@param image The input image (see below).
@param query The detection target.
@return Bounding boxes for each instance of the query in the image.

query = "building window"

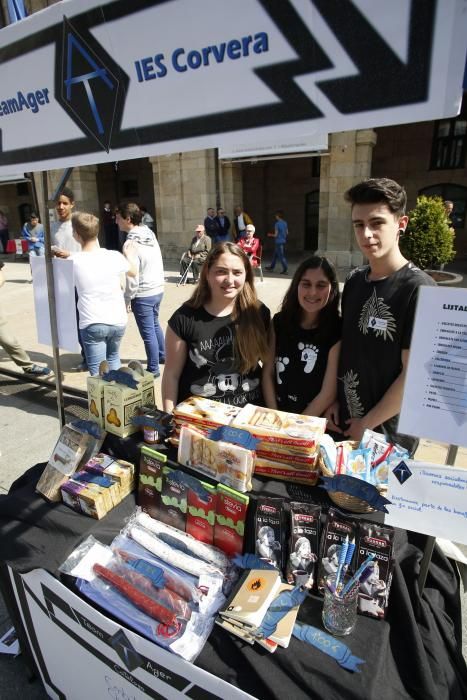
[419,184,467,228]
[16,182,29,196]
[121,179,139,197]
[430,98,467,169]
[311,157,321,178]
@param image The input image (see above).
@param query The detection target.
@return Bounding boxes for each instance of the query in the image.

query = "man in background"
[232,204,253,242]
[22,213,45,257]
[204,207,219,241]
[0,262,51,377]
[102,200,119,250]
[215,207,231,242]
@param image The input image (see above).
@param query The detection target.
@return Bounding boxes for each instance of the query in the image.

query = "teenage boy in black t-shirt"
[326,178,436,455]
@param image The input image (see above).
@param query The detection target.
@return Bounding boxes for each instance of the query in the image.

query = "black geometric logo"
[109,629,142,672]
[392,461,412,485]
[55,16,129,152]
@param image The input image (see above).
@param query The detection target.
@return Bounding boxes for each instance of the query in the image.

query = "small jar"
[322,574,358,636]
[143,425,159,444]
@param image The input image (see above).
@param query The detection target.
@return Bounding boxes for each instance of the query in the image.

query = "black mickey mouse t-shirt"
[168,302,270,406]
[338,262,436,453]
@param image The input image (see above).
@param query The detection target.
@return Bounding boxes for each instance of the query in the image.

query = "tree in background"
[400,195,455,270]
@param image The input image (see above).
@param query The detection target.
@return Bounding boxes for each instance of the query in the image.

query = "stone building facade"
[0,0,466,262]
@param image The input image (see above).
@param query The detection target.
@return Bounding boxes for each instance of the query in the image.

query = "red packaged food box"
[214,484,249,557]
[186,481,217,545]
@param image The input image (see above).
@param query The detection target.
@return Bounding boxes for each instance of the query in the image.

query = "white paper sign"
[399,286,467,447]
[385,460,467,544]
[30,256,80,352]
[10,568,255,700]
[0,0,466,173]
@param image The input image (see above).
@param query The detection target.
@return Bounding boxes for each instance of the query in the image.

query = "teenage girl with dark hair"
[262,256,341,416]
[163,242,270,411]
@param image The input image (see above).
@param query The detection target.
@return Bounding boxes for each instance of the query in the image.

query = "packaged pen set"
[317,507,395,619]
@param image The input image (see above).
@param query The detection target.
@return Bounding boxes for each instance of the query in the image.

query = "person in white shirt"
[51,187,81,257]
[116,202,165,378]
[70,212,137,376]
[50,187,87,370]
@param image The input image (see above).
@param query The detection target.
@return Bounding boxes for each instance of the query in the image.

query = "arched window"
[418,184,466,228]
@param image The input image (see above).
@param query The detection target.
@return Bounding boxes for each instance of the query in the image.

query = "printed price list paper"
[399,286,467,447]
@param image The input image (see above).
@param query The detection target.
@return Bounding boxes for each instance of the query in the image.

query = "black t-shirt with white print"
[168,302,270,407]
[273,312,341,414]
[338,262,436,454]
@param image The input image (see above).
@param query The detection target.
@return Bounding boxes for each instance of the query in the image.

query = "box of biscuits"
[231,404,326,448]
[171,396,242,444]
[230,404,325,484]
[177,424,254,493]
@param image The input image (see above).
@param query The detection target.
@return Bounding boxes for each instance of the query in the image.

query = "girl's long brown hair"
[187,242,269,373]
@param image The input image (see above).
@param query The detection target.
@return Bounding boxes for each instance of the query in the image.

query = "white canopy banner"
[0,0,466,174]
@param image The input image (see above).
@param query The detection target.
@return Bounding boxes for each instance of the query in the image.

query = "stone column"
[150,150,218,260]
[318,129,377,270]
[220,161,243,219]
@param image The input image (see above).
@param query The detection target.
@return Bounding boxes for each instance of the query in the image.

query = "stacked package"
[60,453,136,519]
[171,396,242,444]
[231,404,326,485]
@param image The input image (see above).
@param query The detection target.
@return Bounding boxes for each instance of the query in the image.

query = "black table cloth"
[0,450,466,700]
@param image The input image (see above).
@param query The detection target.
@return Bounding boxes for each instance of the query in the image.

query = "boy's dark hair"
[117,202,142,225]
[56,186,75,203]
[275,209,285,218]
[345,178,407,217]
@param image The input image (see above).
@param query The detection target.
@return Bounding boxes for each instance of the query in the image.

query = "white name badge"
[368,317,388,331]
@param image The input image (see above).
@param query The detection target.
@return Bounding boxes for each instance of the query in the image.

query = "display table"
[0,454,466,700]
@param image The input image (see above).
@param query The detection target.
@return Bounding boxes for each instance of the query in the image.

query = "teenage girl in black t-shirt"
[163,242,270,411]
[262,256,341,416]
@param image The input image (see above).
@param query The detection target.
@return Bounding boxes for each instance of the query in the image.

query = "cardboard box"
[11,569,252,699]
[139,370,155,407]
[36,424,97,502]
[127,360,155,407]
[84,453,135,493]
[87,375,106,428]
[103,383,142,437]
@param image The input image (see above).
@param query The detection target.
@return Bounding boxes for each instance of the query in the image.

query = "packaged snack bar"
[214,485,249,557]
[186,481,217,545]
[158,466,188,531]
[346,447,372,483]
[317,507,357,594]
[286,502,321,588]
[254,497,286,571]
[138,446,165,519]
[356,521,394,619]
